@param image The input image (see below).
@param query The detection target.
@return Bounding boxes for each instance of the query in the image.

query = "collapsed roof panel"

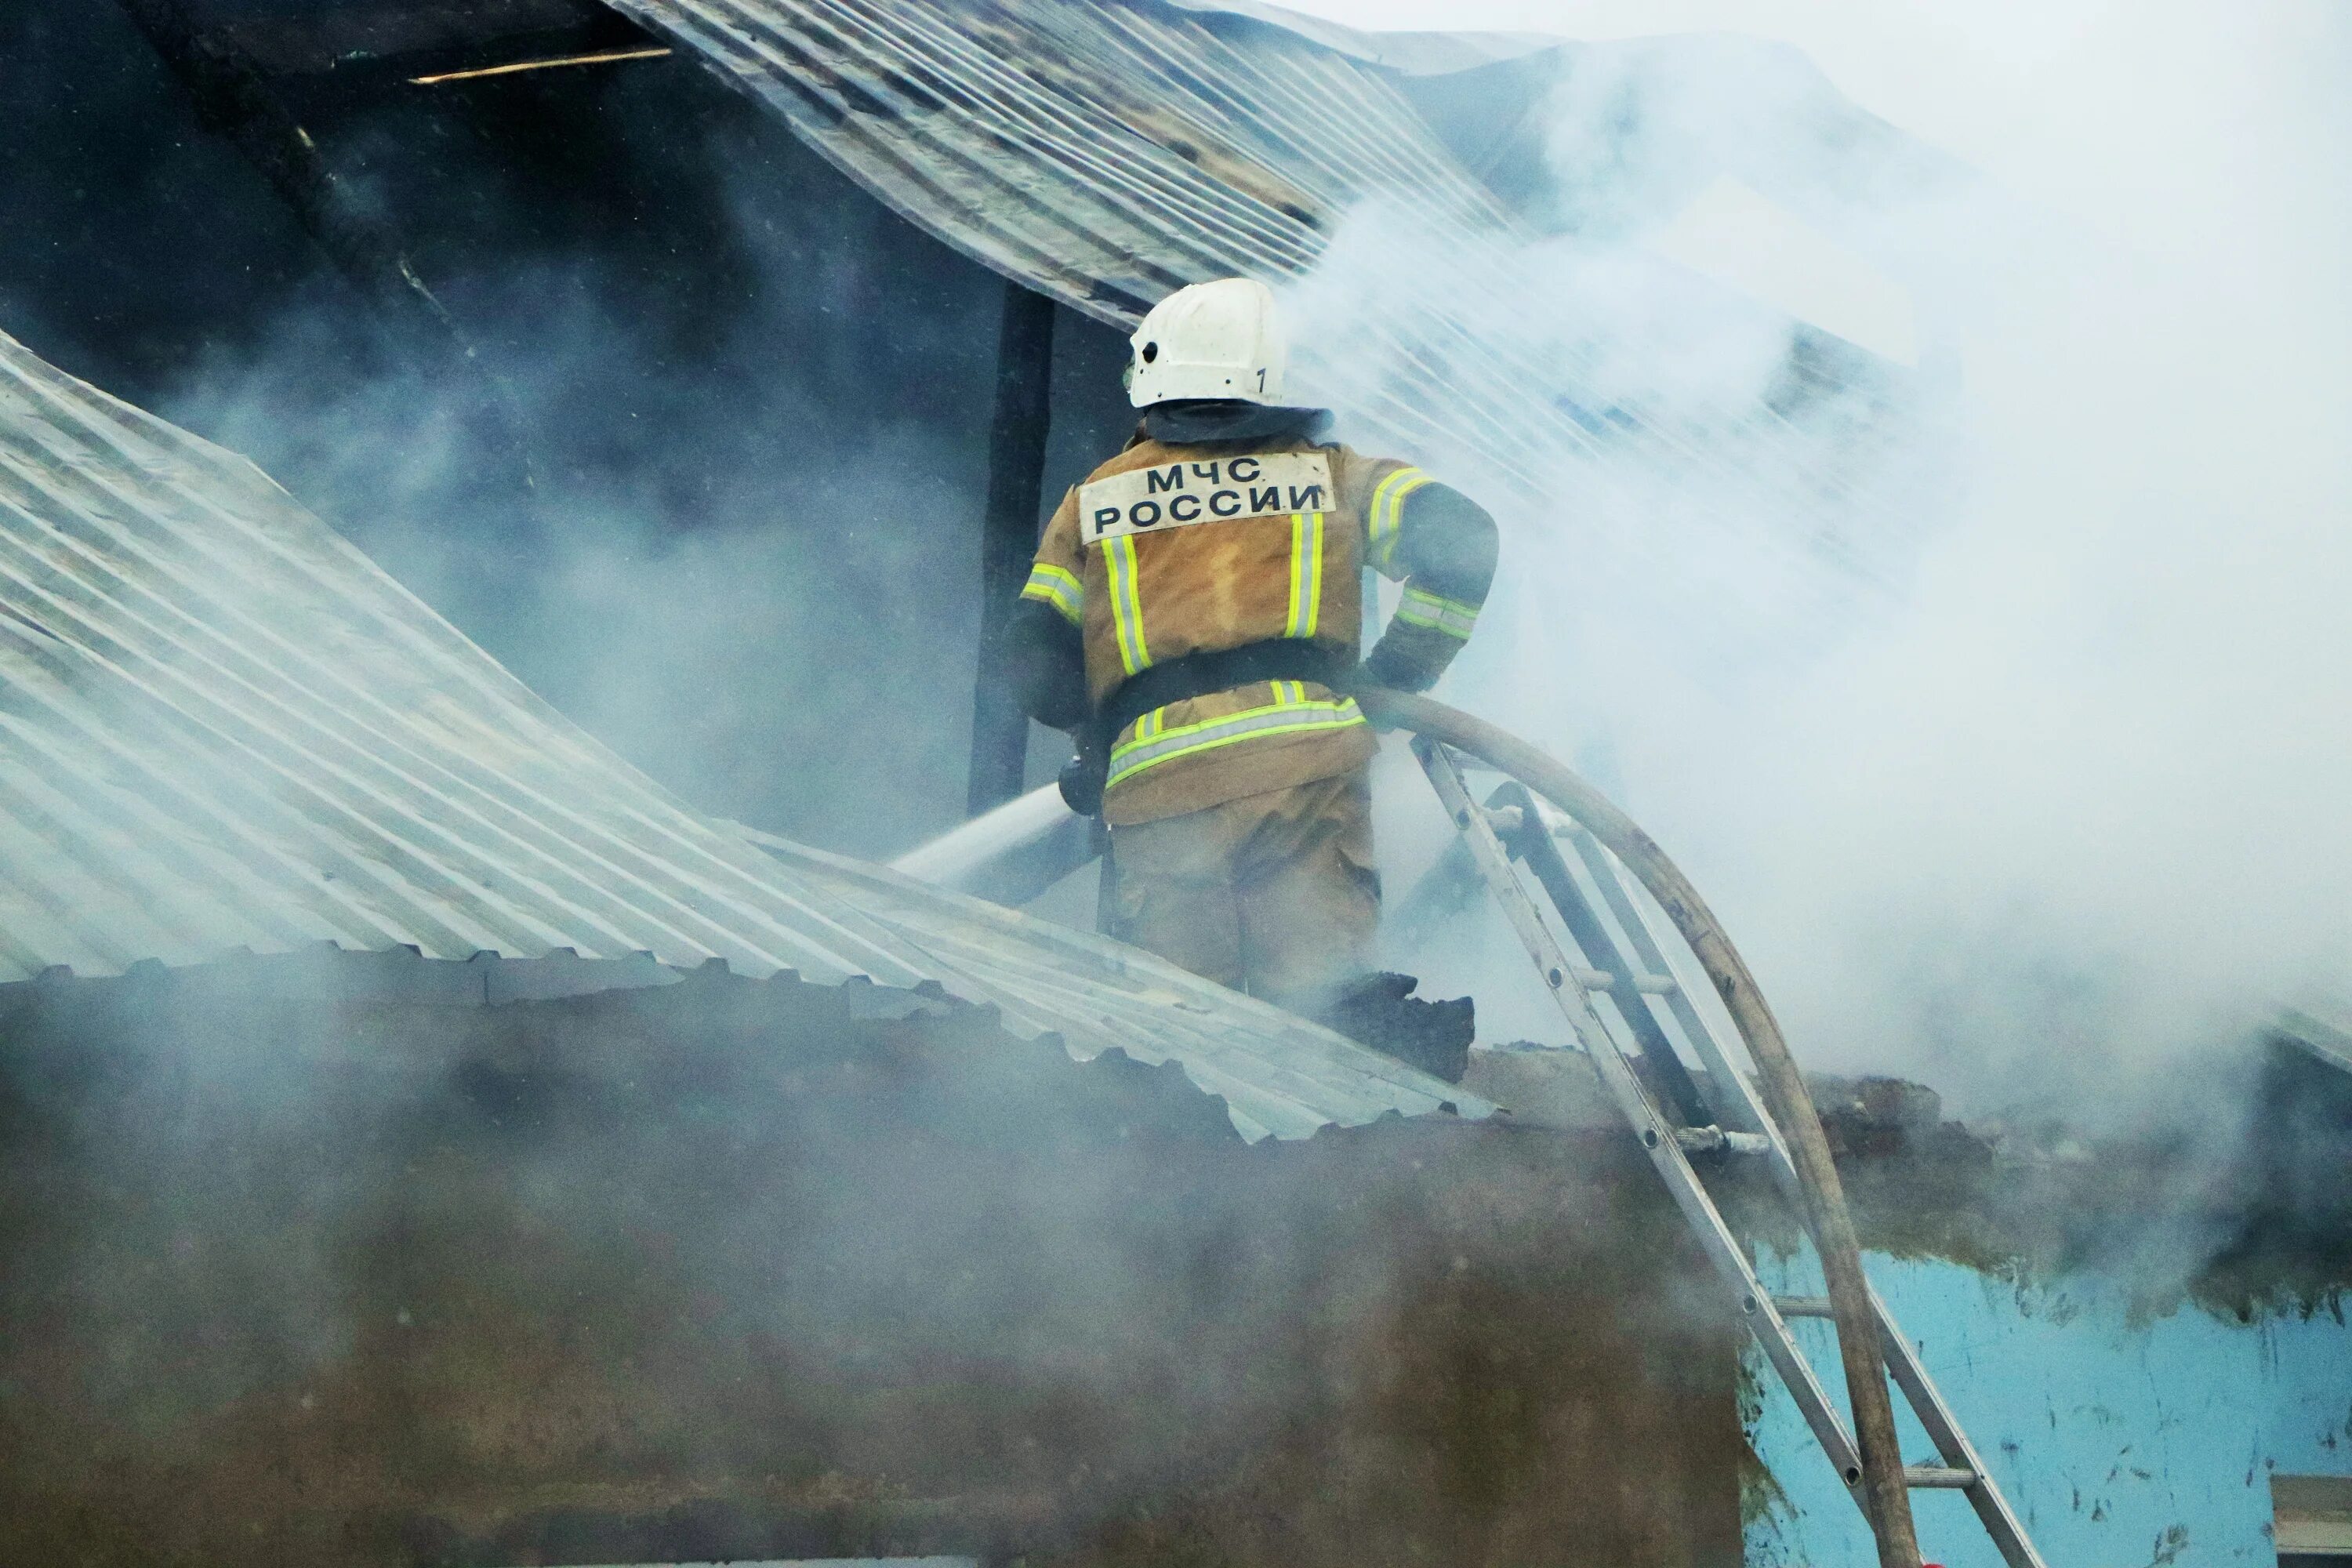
[604,0,1917,595]
[0,325,1487,1138]
[1160,0,1562,78]
[597,0,1563,482]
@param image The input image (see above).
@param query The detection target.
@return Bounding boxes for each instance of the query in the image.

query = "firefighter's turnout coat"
[1009,412,1497,828]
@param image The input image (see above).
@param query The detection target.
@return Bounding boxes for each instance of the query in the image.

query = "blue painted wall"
[1746,1254,2351,1566]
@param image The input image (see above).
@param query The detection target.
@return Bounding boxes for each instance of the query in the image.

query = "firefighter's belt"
[1062,639,1350,817]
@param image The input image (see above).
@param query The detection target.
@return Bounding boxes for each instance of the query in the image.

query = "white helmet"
[1126,277,1288,408]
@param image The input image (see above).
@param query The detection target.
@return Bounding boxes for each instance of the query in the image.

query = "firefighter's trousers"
[1106,768,1378,1011]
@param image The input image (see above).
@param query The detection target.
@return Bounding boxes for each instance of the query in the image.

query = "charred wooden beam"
[967,281,1057,817]
[200,0,655,86]
[406,45,672,87]
[111,0,543,497]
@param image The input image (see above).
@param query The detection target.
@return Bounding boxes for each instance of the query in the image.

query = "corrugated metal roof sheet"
[0,325,1487,1141]
[1160,1,1562,77]
[606,0,1876,551]
[602,0,1559,490]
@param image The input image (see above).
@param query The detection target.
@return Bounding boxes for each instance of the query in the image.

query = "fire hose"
[897,691,1922,1566]
[1359,688,1921,1568]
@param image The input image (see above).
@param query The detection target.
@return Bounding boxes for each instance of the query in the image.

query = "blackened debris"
[1802,1039,2352,1318]
[1316,971,1476,1085]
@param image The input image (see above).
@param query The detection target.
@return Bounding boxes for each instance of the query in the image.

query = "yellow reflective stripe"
[1105,534,1150,674]
[1107,691,1366,788]
[1396,586,1480,640]
[1115,682,1314,759]
[1369,466,1432,571]
[1019,562,1083,625]
[1284,511,1324,639]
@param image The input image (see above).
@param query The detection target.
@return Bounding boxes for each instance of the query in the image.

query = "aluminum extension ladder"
[1411,737,2049,1568]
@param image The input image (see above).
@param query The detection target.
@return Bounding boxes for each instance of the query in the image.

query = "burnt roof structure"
[603,0,1917,518]
[6,0,1956,837]
[0,0,1957,1118]
[0,322,1488,1140]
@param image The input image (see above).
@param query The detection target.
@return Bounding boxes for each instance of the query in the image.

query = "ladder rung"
[1428,744,2047,1568]
[1674,1125,1773,1157]
[1906,1465,1979,1489]
[1419,739,2047,1568]
[1566,965,1679,996]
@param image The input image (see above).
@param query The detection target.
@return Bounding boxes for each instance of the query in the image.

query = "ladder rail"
[1556,818,1775,1139]
[1415,739,1869,1489]
[1485,782,1711,1125]
[902,692,2051,1567]
[1873,1285,2049,1568]
[1484,771,2052,1568]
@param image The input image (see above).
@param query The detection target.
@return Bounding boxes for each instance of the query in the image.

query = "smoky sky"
[1286,11,2352,1132]
[13,0,2350,1132]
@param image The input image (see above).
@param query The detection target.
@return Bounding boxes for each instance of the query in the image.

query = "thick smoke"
[162,245,995,863]
[177,295,982,859]
[4,31,1144,866]
[1279,2,2352,1122]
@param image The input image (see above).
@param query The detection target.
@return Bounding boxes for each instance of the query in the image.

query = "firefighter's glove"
[1360,636,1443,695]
[1057,752,1104,818]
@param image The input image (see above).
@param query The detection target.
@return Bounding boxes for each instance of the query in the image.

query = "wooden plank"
[966,281,1057,817]
[202,0,644,79]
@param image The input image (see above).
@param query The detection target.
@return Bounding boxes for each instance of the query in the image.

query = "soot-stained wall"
[0,952,1742,1566]
[0,0,1138,860]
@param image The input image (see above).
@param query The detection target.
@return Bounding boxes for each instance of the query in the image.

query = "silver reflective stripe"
[1104,533,1150,673]
[1284,510,1324,639]
[1367,466,1432,572]
[1020,562,1083,626]
[1107,689,1365,789]
[1396,586,1479,640]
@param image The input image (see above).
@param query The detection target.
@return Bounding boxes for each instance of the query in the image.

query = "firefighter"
[1005,277,1497,1027]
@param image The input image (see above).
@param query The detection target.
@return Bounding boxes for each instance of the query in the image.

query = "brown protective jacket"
[1020,430,1488,826]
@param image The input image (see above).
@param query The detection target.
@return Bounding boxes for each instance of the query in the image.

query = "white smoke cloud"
[1282,1,2352,1115]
